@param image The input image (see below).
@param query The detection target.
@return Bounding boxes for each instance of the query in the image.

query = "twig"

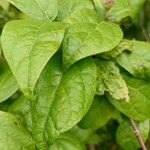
[129,119,147,150]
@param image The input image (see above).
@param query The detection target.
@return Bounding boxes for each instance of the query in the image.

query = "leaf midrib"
[33,0,51,20]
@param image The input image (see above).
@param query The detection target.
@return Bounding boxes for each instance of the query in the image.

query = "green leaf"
[96,59,129,101]
[79,96,114,129]
[64,9,103,24]
[63,21,123,68]
[0,111,35,150]
[1,20,65,98]
[109,72,150,121]
[49,132,85,150]
[45,58,97,142]
[107,0,145,22]
[107,0,132,22]
[116,120,149,150]
[117,41,150,80]
[57,0,94,21]
[0,59,18,103]
[6,0,58,21]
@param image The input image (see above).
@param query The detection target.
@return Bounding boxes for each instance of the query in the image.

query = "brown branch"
[129,119,147,150]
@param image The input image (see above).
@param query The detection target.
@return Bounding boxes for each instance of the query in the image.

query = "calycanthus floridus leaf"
[1,20,65,99]
[63,21,123,68]
[44,57,97,142]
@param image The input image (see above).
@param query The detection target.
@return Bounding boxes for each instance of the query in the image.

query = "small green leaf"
[109,72,150,121]
[0,111,35,150]
[0,59,18,103]
[116,120,149,150]
[49,132,85,150]
[6,0,58,21]
[108,0,132,22]
[107,0,145,22]
[96,59,129,101]
[117,41,150,80]
[57,0,94,21]
[63,21,123,68]
[79,96,114,129]
[1,20,65,98]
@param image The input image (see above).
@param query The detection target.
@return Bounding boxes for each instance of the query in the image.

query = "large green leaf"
[79,96,114,129]
[96,59,129,101]
[57,0,94,21]
[107,0,145,22]
[116,120,149,150]
[107,0,132,22]
[1,20,65,98]
[49,132,85,150]
[109,72,150,121]
[63,21,123,68]
[0,111,35,150]
[0,59,18,103]
[117,41,150,80]
[6,0,58,21]
[45,58,97,142]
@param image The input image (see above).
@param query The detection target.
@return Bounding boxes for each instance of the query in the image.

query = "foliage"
[0,0,150,150]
